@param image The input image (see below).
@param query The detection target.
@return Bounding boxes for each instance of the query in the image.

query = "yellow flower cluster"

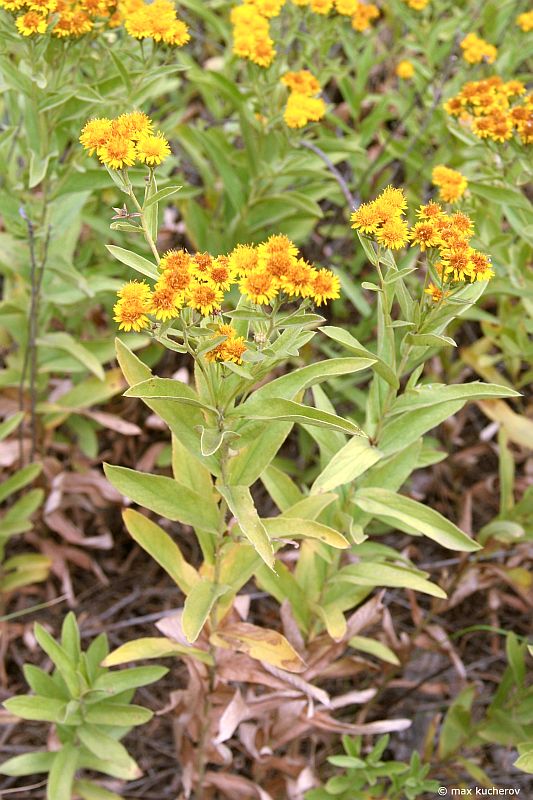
[444,77,532,145]
[350,186,409,250]
[282,70,326,128]
[460,33,497,65]
[205,324,247,365]
[351,190,494,291]
[2,0,189,42]
[231,2,278,67]
[121,0,190,46]
[80,112,171,169]
[113,237,341,335]
[231,0,378,68]
[402,0,429,10]
[431,165,467,204]
[396,60,414,80]
[517,10,533,32]
[5,0,114,38]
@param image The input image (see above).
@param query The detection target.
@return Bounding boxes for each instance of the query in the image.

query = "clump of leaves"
[306,734,439,800]
[0,612,167,800]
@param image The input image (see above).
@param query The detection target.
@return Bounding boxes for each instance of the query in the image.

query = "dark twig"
[300,139,358,210]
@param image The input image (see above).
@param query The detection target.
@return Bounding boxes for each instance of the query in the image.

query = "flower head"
[136,131,171,166]
[239,270,279,305]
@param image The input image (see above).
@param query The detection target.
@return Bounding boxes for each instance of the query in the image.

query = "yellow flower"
[281,70,321,96]
[425,283,449,303]
[206,257,238,291]
[239,270,279,305]
[409,221,441,251]
[228,244,259,276]
[431,165,468,203]
[416,201,444,220]
[186,282,223,315]
[79,118,113,155]
[310,0,333,13]
[279,258,317,297]
[149,281,183,321]
[15,10,48,35]
[334,0,358,14]
[284,92,326,128]
[191,252,213,280]
[112,111,153,140]
[98,135,137,169]
[136,131,171,166]
[113,281,151,331]
[468,251,494,282]
[396,60,414,80]
[244,0,285,17]
[311,268,341,305]
[27,0,57,11]
[404,0,429,9]
[375,217,409,249]
[460,33,497,65]
[517,11,533,32]
[351,202,381,234]
[440,246,474,282]
[257,234,299,278]
[351,1,378,31]
[0,0,26,10]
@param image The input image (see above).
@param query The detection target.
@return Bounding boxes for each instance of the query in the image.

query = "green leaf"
[104,465,219,532]
[233,398,363,436]
[389,382,521,416]
[0,463,41,504]
[4,695,65,723]
[252,357,375,402]
[77,726,135,769]
[106,245,158,280]
[37,332,104,381]
[0,412,24,442]
[321,326,398,388]
[312,437,382,494]
[84,703,152,727]
[469,182,532,212]
[355,488,481,551]
[378,399,465,455]
[74,780,123,800]
[34,623,80,696]
[143,185,182,209]
[349,635,400,665]
[0,751,55,776]
[124,377,215,412]
[338,562,446,598]
[263,517,349,549]
[182,578,230,643]
[218,485,274,569]
[405,332,456,347]
[122,509,199,594]
[102,636,213,667]
[47,744,78,800]
[93,666,168,695]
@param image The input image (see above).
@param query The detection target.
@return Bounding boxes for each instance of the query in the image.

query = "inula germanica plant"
[78,116,522,795]
[0,613,166,800]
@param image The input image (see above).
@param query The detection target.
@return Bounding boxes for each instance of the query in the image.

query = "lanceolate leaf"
[355,488,481,552]
[312,437,382,494]
[124,377,216,412]
[389,381,520,416]
[182,578,230,643]
[263,517,349,549]
[122,509,199,594]
[103,464,220,532]
[106,245,158,279]
[338,562,446,599]
[219,485,274,569]
[102,637,213,667]
[232,398,363,436]
[46,744,78,800]
[250,357,375,402]
[321,326,398,388]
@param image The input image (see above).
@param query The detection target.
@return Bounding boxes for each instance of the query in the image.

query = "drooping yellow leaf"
[210,622,305,673]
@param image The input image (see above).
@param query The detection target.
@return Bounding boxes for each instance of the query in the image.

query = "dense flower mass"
[282,70,326,128]
[231,0,379,67]
[1,0,189,42]
[444,76,532,145]
[80,112,171,168]
[351,188,494,300]
[460,33,497,65]
[113,237,341,337]
[431,165,468,203]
